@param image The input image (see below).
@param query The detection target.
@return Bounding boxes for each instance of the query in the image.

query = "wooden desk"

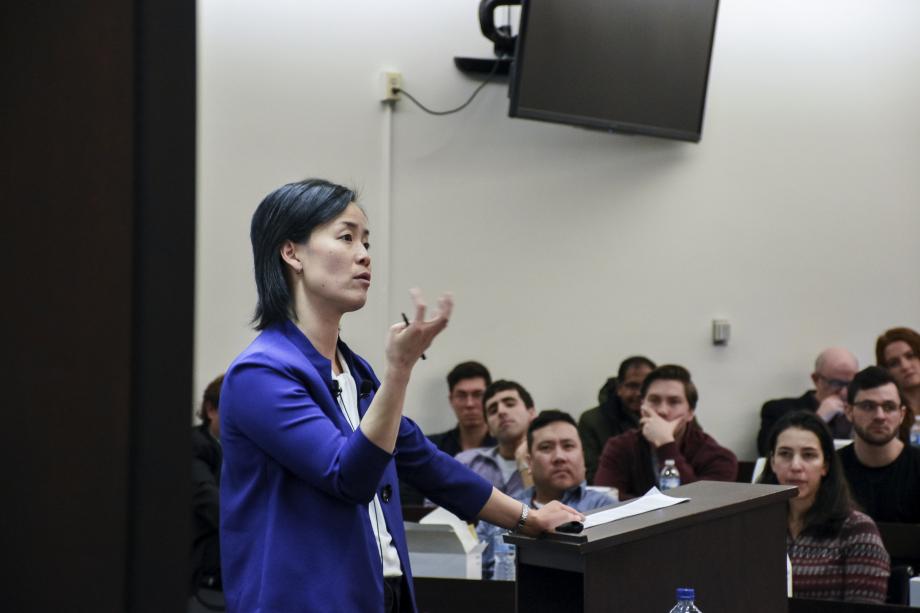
[414,579,916,613]
[501,481,796,612]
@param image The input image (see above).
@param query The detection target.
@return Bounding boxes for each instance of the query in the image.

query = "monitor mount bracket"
[454,0,520,76]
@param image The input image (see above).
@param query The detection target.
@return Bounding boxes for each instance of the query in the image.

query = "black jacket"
[577,378,640,484]
[191,424,221,591]
[757,390,851,456]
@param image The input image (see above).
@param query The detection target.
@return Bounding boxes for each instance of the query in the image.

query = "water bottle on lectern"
[659,459,681,491]
[668,587,702,612]
[492,535,516,581]
[909,415,920,447]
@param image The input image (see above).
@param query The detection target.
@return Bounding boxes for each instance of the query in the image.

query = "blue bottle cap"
[677,588,695,600]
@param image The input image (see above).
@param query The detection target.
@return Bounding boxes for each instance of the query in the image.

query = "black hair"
[250,178,357,330]
[639,364,698,409]
[197,374,225,426]
[446,361,492,392]
[526,410,577,450]
[847,366,902,405]
[482,379,534,416]
[617,356,656,381]
[758,410,853,537]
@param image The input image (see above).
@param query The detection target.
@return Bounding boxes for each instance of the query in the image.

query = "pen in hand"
[401,312,426,360]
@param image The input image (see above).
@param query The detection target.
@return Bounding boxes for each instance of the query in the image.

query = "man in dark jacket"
[401,361,497,505]
[427,361,496,456]
[191,374,223,595]
[578,356,655,483]
[756,347,858,455]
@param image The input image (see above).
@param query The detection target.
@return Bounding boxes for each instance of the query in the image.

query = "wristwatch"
[514,503,529,533]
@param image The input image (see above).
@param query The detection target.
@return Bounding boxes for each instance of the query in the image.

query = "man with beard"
[578,356,655,483]
[456,380,537,498]
[839,366,920,523]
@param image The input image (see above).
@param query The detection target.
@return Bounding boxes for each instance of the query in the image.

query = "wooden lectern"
[504,481,797,612]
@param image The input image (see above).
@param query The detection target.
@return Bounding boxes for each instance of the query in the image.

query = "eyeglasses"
[817,375,851,390]
[852,400,902,414]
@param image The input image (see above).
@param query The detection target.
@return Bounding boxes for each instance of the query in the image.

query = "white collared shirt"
[334,354,402,578]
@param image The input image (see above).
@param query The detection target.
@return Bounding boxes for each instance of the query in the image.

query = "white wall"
[197,0,920,460]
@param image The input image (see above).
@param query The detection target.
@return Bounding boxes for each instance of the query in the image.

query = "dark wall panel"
[1,2,194,611]
[128,0,196,610]
[2,3,134,611]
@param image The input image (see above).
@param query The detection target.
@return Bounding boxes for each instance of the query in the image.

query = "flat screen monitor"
[509,0,720,142]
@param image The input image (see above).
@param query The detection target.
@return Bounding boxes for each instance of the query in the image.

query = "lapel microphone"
[330,379,373,400]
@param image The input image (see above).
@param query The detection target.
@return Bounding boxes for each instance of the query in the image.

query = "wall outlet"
[381,71,401,102]
[712,319,731,346]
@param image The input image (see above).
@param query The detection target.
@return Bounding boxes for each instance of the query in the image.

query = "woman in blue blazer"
[219,179,582,613]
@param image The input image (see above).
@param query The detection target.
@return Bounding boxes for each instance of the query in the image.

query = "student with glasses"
[401,361,497,504]
[838,366,920,523]
[578,356,656,484]
[760,410,889,603]
[756,347,859,455]
[427,361,496,457]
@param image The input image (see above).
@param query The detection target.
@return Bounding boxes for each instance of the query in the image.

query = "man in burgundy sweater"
[594,364,737,499]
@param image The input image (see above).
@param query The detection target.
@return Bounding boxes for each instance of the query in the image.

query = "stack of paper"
[583,487,689,529]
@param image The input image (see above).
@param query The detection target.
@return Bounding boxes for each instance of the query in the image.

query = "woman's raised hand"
[386,289,453,376]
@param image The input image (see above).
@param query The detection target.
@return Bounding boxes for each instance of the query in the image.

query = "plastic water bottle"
[668,587,702,612]
[659,459,681,491]
[492,535,516,581]
[910,416,920,448]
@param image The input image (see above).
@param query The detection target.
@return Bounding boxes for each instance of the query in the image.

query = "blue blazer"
[220,321,492,612]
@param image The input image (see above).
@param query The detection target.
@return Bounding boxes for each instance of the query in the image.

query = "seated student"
[427,361,497,456]
[876,326,920,441]
[760,411,890,604]
[577,356,655,483]
[191,374,224,596]
[477,410,616,578]
[455,380,536,498]
[402,361,497,505]
[756,347,858,455]
[839,366,920,523]
[593,364,737,499]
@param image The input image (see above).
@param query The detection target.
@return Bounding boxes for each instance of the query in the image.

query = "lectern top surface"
[506,480,796,553]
